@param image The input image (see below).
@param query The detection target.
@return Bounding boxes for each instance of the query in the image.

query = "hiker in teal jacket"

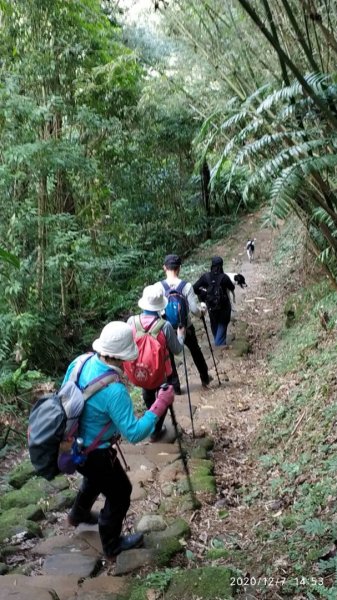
[63,321,174,558]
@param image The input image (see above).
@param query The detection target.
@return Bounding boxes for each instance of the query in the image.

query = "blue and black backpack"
[162,280,189,329]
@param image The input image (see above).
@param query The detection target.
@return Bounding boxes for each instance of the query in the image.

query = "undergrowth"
[248,219,337,598]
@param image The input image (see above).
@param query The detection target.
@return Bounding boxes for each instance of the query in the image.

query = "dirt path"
[165,214,282,599]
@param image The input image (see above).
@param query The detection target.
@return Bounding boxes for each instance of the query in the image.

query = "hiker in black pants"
[127,284,184,442]
[63,322,174,558]
[159,254,211,391]
[193,256,235,347]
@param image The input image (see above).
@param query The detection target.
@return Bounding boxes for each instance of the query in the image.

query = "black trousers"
[167,324,209,390]
[142,388,165,436]
[76,446,132,554]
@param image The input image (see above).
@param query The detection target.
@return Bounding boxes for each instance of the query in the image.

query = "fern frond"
[256,81,302,114]
[234,132,326,168]
[304,72,330,92]
[219,109,250,133]
[242,83,272,106]
[311,207,336,230]
[300,154,337,176]
[317,247,332,264]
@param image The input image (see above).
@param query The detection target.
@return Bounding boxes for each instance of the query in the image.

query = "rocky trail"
[0,211,284,600]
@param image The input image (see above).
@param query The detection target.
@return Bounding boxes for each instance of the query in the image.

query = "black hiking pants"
[75,446,132,555]
[167,323,209,390]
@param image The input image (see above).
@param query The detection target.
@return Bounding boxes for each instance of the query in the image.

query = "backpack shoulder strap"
[149,317,166,337]
[162,280,170,293]
[135,315,158,336]
[69,352,94,384]
[70,351,120,401]
[176,280,187,294]
[135,315,146,334]
[82,370,120,401]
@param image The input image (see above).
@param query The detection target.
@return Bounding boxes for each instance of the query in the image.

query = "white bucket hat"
[138,283,168,312]
[93,321,138,361]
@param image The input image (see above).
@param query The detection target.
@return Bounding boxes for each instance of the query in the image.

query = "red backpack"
[124,316,167,390]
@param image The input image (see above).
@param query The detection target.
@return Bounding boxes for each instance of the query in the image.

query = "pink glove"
[149,385,174,418]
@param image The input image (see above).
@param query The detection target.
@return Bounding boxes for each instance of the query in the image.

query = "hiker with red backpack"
[193,256,235,347]
[61,321,174,558]
[159,254,211,392]
[125,283,184,442]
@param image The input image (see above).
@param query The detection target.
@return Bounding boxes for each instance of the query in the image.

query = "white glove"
[200,302,207,315]
[177,326,185,344]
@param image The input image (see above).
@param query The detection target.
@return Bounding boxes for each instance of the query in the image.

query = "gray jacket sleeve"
[183,281,201,318]
[163,321,184,355]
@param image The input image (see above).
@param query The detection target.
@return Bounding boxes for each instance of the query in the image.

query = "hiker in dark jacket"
[193,256,235,347]
[127,283,184,442]
[63,321,174,558]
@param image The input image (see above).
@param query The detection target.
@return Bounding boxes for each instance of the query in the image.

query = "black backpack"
[205,273,226,312]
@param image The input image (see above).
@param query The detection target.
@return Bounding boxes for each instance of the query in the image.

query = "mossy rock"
[0,505,42,543]
[144,518,190,566]
[177,475,216,496]
[190,446,208,459]
[155,536,183,567]
[197,437,214,451]
[186,437,214,456]
[230,321,251,356]
[165,566,235,599]
[231,338,251,357]
[8,460,36,489]
[145,518,190,545]
[48,488,77,511]
[206,548,230,560]
[0,475,69,510]
[189,459,213,476]
[159,495,200,515]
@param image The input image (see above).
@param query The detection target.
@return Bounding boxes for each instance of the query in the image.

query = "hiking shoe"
[201,375,213,388]
[105,533,144,557]
[150,425,167,443]
[68,511,99,527]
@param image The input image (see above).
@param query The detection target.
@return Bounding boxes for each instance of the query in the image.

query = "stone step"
[0,573,129,600]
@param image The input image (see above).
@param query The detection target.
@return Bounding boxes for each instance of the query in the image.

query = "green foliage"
[252,255,337,592]
[145,567,181,592]
[197,71,337,283]
[0,0,210,383]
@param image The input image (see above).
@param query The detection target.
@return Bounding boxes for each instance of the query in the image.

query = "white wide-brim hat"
[93,321,138,361]
[138,283,168,312]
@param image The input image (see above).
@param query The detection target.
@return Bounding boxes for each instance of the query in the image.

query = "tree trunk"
[201,159,211,239]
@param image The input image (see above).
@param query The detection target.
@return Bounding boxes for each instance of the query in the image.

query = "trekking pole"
[181,338,195,439]
[177,303,195,439]
[201,314,221,386]
[115,439,130,472]
[159,385,198,510]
